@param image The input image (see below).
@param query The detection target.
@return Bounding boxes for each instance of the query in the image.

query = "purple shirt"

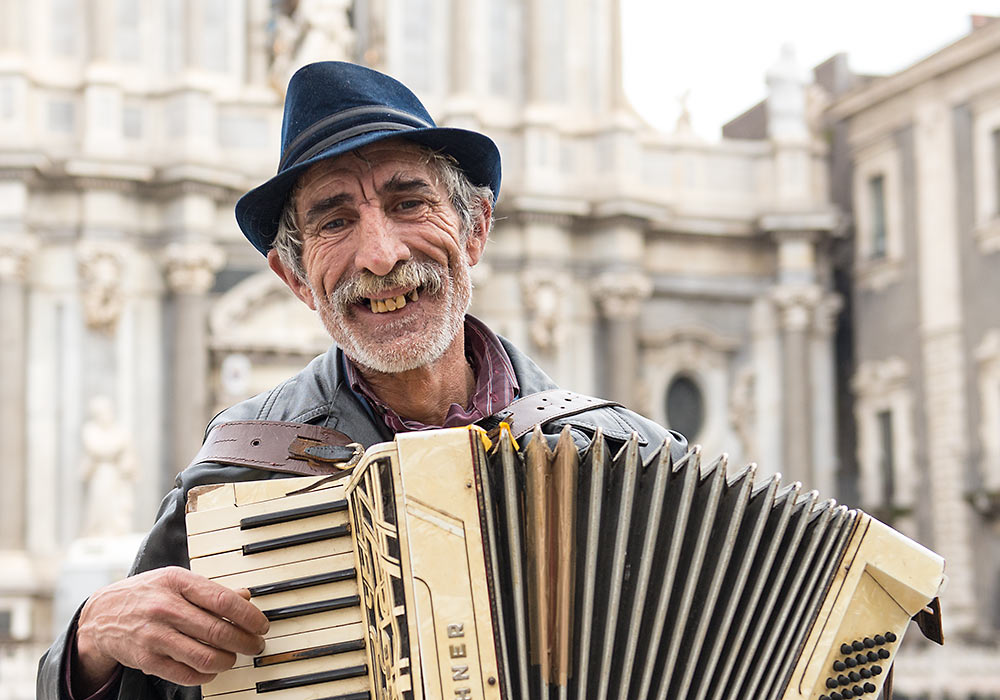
[344,315,519,432]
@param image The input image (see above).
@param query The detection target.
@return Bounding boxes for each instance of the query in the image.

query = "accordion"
[185,425,945,700]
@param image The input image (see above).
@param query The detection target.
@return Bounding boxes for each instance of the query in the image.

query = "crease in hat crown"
[235,61,502,256]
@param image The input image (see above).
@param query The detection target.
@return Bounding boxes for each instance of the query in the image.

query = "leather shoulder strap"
[486,389,621,440]
[190,391,618,475]
[186,420,362,477]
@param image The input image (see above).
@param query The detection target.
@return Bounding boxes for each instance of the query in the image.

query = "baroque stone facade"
[0,1,948,698]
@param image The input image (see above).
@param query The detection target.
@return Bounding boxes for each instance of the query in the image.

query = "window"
[47,99,75,133]
[868,174,887,259]
[202,0,229,72]
[0,609,11,641]
[117,0,141,61]
[853,358,915,523]
[123,105,142,140]
[665,374,704,441]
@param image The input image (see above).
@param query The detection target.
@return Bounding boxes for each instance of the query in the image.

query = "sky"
[622,1,1000,140]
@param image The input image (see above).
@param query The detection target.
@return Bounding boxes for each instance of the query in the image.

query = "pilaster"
[771,285,822,487]
[164,241,224,475]
[593,271,651,406]
[0,234,35,550]
[912,97,975,634]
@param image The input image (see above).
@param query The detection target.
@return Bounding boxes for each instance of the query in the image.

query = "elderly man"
[37,62,684,700]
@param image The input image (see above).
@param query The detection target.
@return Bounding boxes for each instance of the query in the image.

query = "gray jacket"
[37,338,685,700]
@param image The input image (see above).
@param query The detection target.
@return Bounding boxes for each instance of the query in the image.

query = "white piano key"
[188,510,349,559]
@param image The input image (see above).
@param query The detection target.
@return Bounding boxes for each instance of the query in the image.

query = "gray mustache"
[332,260,446,310]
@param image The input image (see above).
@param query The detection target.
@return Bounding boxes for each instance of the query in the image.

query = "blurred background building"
[0,1,995,697]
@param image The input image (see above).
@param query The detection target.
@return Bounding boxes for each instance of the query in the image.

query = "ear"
[267,249,316,310]
[464,196,493,266]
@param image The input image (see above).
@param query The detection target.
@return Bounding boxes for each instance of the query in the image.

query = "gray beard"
[313,259,472,374]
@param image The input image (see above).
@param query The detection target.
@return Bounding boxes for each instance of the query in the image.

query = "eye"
[395,199,424,212]
[321,217,347,232]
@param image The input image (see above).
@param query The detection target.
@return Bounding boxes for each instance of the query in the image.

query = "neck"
[354,336,475,426]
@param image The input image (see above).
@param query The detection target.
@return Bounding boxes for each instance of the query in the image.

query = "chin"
[326,310,463,374]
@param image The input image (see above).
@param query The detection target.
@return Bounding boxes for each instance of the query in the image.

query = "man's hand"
[73,567,270,694]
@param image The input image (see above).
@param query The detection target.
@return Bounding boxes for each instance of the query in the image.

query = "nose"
[353,207,410,276]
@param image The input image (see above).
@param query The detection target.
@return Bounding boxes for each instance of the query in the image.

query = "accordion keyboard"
[186,478,371,700]
[185,426,945,700]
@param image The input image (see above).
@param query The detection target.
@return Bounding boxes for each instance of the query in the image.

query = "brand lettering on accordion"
[185,425,945,700]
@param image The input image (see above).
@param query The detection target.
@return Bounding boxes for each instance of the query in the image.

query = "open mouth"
[366,288,420,314]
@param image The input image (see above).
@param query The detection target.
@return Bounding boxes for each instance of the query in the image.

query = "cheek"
[301,241,350,295]
[405,213,466,265]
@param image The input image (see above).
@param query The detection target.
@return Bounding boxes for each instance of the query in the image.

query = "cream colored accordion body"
[185,426,945,700]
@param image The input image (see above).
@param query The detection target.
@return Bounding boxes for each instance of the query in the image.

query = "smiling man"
[37,62,685,700]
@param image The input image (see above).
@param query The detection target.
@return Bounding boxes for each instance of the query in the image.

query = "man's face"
[285,141,487,373]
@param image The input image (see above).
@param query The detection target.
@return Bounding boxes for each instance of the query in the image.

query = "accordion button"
[853,686,864,696]
[878,648,890,659]
[849,672,861,683]
[841,643,853,655]
[841,689,854,699]
[864,683,877,693]
[867,651,878,662]
[860,668,872,679]
[831,693,843,700]
[820,696,831,700]
[885,631,897,642]
[871,665,883,676]
[856,654,868,665]
[827,677,840,689]
[874,634,886,645]
[838,674,850,686]
[863,637,875,648]
[833,660,846,672]
[852,640,865,652]
[845,656,857,668]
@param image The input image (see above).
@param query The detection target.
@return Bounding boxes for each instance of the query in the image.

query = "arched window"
[665,374,704,441]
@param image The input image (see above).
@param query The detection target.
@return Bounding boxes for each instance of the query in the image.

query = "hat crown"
[279,62,435,166]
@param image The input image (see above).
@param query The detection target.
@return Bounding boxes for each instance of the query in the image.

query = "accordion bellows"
[185,426,945,700]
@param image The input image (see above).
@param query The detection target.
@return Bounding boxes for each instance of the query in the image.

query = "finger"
[166,569,270,636]
[236,588,252,601]
[161,629,239,675]
[168,600,266,657]
[139,653,217,687]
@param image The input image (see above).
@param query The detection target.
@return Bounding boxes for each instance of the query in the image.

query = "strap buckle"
[289,438,365,471]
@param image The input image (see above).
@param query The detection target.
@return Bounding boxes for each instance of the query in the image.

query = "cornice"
[829,21,1000,121]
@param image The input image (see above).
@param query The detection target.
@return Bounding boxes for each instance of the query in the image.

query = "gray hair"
[272,148,495,282]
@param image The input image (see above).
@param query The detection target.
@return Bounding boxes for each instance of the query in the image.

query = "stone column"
[811,293,842,498]
[593,272,651,406]
[772,286,821,487]
[164,242,224,475]
[0,236,35,550]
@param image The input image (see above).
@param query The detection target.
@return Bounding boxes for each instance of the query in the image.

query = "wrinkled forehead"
[294,139,441,197]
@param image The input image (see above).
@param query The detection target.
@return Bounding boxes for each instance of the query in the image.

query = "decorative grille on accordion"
[185,425,945,700]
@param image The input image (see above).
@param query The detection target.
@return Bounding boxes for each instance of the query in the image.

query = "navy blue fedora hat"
[236,61,502,255]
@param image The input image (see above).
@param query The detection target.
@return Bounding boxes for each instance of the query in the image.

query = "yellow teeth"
[369,293,414,314]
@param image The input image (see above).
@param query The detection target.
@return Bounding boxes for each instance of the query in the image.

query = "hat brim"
[236,127,501,256]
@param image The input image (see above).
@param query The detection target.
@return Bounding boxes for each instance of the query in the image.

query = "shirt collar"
[343,315,520,433]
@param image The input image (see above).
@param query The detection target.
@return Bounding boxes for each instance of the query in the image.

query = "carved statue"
[78,243,123,332]
[80,396,134,537]
[270,0,356,94]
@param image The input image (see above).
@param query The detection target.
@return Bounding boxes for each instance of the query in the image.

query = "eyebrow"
[303,193,353,227]
[380,175,436,196]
